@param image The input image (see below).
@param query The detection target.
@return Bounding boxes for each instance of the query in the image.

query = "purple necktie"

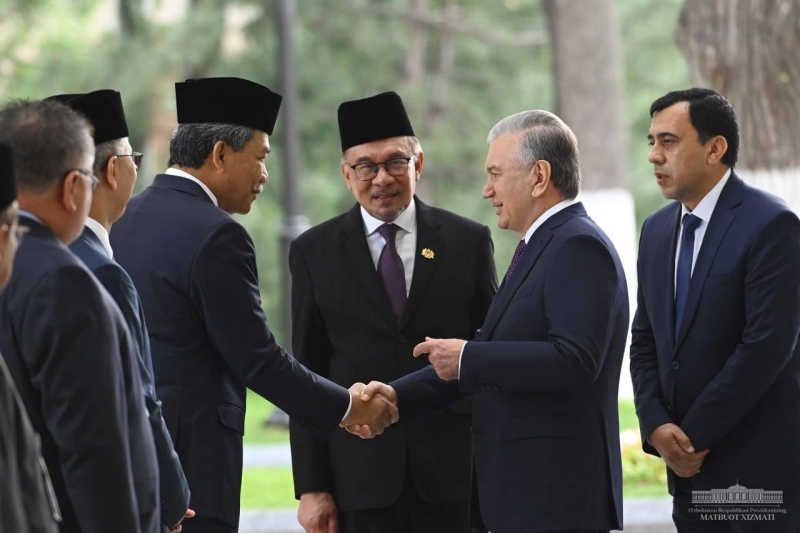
[505,239,527,282]
[377,224,407,319]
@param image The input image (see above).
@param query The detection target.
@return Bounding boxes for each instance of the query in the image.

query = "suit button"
[479,386,486,391]
[671,361,680,370]
[398,334,406,344]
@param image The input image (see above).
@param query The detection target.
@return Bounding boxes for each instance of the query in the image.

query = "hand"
[342,381,398,439]
[341,382,398,436]
[298,492,338,533]
[169,509,195,533]
[649,423,709,478]
[413,337,466,380]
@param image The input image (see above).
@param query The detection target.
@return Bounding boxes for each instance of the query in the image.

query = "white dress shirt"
[84,217,113,258]
[361,199,418,296]
[458,198,576,378]
[165,168,219,206]
[674,168,732,294]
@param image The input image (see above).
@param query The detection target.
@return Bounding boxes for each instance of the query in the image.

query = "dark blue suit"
[630,172,800,529]
[0,216,159,533]
[393,203,628,533]
[70,226,191,529]
[110,174,351,529]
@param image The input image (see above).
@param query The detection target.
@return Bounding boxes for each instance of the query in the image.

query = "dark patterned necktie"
[377,224,407,319]
[675,214,702,337]
[505,239,527,283]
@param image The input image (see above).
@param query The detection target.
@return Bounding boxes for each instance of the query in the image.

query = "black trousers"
[338,467,470,533]
[179,516,236,533]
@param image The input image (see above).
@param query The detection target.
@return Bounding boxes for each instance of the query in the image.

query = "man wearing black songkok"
[289,91,498,533]
[111,77,399,533]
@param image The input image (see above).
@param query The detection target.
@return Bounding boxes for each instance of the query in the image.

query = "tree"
[677,0,800,208]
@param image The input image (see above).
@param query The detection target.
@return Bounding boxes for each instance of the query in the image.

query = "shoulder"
[293,211,350,249]
[740,180,796,224]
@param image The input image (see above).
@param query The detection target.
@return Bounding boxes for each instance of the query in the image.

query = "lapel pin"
[421,248,434,260]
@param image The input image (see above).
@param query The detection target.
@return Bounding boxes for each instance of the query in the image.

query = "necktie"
[377,224,407,319]
[675,214,702,337]
[505,239,527,283]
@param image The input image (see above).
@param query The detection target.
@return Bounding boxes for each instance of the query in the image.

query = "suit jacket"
[110,174,352,528]
[0,353,60,533]
[289,198,497,511]
[0,217,159,533]
[392,203,628,533]
[630,172,800,505]
[70,227,191,528]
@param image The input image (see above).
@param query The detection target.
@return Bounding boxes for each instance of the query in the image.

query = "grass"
[239,396,666,508]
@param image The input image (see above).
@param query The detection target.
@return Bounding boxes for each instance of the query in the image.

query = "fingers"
[360,381,396,403]
[413,338,436,358]
[672,427,695,453]
[328,513,339,533]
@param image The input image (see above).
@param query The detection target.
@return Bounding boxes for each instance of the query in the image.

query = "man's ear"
[530,160,552,198]
[341,162,354,191]
[211,141,227,170]
[707,135,729,166]
[104,156,118,191]
[414,151,424,181]
[61,171,81,212]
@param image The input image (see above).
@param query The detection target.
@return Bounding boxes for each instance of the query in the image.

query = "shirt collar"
[84,217,114,258]
[523,198,575,244]
[681,167,732,222]
[165,168,219,206]
[360,197,417,236]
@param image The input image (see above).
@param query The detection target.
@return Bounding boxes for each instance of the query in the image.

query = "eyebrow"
[353,151,410,164]
[647,132,679,141]
[486,165,501,173]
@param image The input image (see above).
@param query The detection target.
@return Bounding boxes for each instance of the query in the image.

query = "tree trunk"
[546,0,636,400]
[676,0,800,208]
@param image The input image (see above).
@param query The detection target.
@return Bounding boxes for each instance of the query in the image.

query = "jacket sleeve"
[681,211,800,451]
[190,220,350,438]
[459,234,622,393]
[287,241,335,498]
[629,219,673,457]
[94,264,191,528]
[22,265,141,533]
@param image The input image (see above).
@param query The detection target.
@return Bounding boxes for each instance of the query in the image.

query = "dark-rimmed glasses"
[346,155,416,181]
[116,151,143,168]
[65,169,100,191]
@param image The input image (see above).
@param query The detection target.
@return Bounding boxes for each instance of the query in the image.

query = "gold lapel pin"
[421,248,434,259]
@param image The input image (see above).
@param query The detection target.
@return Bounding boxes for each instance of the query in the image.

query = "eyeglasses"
[346,155,416,181]
[67,169,100,191]
[116,151,143,168]
[1,223,29,244]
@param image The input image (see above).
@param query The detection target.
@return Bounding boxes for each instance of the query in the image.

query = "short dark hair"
[0,100,94,194]
[650,88,739,167]
[168,123,255,168]
[94,138,126,176]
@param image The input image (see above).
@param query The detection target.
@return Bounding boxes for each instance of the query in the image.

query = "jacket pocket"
[217,403,245,435]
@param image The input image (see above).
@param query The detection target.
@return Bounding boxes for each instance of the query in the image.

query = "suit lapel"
[657,204,681,354]
[79,227,108,257]
[480,203,585,340]
[674,174,742,351]
[400,199,444,329]
[339,204,398,329]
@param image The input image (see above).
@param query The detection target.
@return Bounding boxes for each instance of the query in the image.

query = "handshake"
[339,381,399,439]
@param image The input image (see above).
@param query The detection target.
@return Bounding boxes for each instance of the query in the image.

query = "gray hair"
[94,138,127,175]
[0,99,94,194]
[168,123,255,168]
[487,110,581,199]
[341,136,423,163]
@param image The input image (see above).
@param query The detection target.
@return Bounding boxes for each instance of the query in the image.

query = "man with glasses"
[51,90,193,533]
[290,91,497,533]
[0,99,155,533]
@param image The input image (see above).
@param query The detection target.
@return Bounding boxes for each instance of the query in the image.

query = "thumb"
[328,512,339,533]
[673,428,695,453]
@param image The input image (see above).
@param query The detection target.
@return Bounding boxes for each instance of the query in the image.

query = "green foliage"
[240,467,297,509]
[244,390,290,444]
[622,440,669,493]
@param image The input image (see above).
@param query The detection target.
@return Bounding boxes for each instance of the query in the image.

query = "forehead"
[485,132,519,168]
[345,136,411,161]
[649,101,692,134]
[246,130,270,152]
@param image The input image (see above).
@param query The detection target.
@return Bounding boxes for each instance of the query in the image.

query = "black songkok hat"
[0,143,17,211]
[337,91,415,152]
[175,77,283,135]
[47,90,129,145]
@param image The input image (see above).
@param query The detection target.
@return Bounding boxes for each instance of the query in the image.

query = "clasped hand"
[340,382,398,436]
[649,423,709,478]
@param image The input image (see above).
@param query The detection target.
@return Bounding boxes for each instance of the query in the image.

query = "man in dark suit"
[355,110,629,533]
[0,99,159,533]
[50,90,193,533]
[110,77,398,533]
[290,92,497,533]
[0,142,60,533]
[630,88,800,532]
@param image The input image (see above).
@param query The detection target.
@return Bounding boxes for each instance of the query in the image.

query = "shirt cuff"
[341,393,353,423]
[457,342,468,380]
